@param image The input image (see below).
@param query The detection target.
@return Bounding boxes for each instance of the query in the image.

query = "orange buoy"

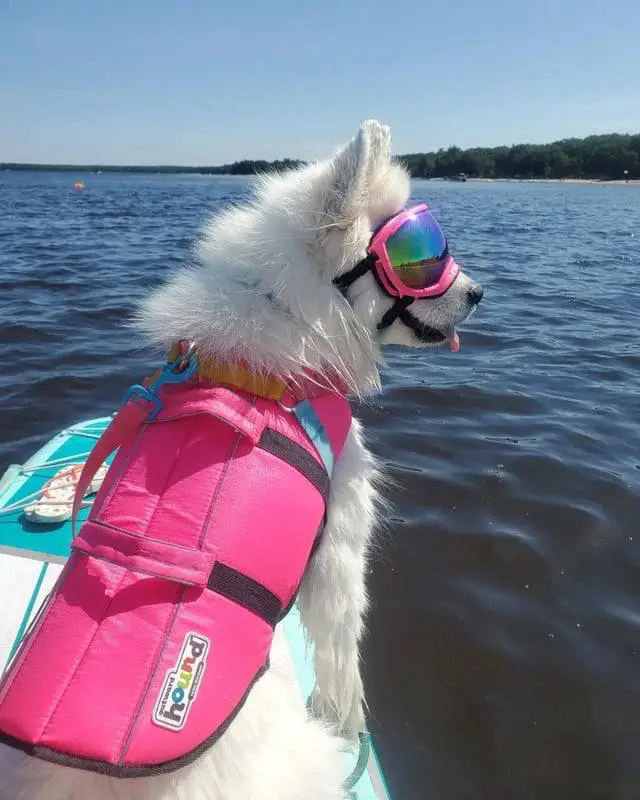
[73,181,86,190]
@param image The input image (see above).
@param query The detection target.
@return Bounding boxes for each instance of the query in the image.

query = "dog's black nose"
[468,284,484,305]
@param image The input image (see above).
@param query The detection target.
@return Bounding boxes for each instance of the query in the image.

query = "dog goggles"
[334,204,459,299]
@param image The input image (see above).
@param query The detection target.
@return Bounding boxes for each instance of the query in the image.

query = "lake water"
[1,171,639,799]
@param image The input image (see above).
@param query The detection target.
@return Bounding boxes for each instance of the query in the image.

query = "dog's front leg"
[297,418,379,741]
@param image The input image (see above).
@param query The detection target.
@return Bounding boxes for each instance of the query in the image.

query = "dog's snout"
[467,284,484,305]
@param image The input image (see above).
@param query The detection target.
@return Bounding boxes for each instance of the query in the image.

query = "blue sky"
[2,0,639,165]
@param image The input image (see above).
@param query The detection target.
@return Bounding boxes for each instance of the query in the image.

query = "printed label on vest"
[153,632,210,731]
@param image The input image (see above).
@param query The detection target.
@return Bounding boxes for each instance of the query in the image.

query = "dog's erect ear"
[368,120,392,169]
[324,119,392,218]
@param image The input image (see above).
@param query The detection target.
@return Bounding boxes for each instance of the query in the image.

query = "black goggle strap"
[333,253,416,333]
[332,253,376,296]
[377,296,415,331]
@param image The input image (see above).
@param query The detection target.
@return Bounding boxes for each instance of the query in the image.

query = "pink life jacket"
[0,365,352,778]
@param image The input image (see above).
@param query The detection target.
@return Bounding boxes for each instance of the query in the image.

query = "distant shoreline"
[2,166,638,186]
[0,165,242,175]
[9,131,639,181]
[3,127,640,186]
[451,177,640,186]
[0,159,304,177]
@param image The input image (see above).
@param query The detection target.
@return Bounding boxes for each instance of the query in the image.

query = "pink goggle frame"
[368,203,460,298]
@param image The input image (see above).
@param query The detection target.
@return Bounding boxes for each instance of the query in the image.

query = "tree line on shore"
[398,133,640,180]
[2,133,639,180]
[0,158,305,175]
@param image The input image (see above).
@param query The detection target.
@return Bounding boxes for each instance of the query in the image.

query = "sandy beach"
[466,177,640,186]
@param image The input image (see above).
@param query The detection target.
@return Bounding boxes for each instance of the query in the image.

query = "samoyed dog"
[0,119,483,800]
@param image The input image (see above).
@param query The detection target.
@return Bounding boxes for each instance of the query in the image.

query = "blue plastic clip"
[293,399,335,476]
[122,348,199,421]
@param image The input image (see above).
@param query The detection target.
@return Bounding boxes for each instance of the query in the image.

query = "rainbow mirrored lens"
[385,209,449,288]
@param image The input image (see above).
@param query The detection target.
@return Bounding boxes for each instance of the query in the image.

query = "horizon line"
[2,130,639,172]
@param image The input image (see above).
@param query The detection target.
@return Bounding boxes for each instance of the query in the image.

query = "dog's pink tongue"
[446,330,460,352]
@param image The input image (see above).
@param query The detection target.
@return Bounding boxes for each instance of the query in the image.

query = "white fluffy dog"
[0,119,482,800]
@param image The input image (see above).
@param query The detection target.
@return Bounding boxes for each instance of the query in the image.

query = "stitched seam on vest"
[143,415,200,545]
[207,563,282,627]
[199,431,242,548]
[82,519,209,552]
[39,568,131,744]
[258,428,329,500]
[117,587,185,765]
[148,410,250,425]
[197,395,258,549]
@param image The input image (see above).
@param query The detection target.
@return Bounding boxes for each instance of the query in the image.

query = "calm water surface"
[1,171,639,800]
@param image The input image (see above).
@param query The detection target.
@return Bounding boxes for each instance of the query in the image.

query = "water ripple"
[1,172,639,799]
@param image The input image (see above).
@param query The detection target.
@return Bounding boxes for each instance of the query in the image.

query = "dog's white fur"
[0,120,480,800]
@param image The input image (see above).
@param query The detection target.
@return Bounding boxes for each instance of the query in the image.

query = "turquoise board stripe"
[293,400,335,476]
[281,606,390,799]
[5,561,48,672]
[368,744,393,799]
[0,417,113,561]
